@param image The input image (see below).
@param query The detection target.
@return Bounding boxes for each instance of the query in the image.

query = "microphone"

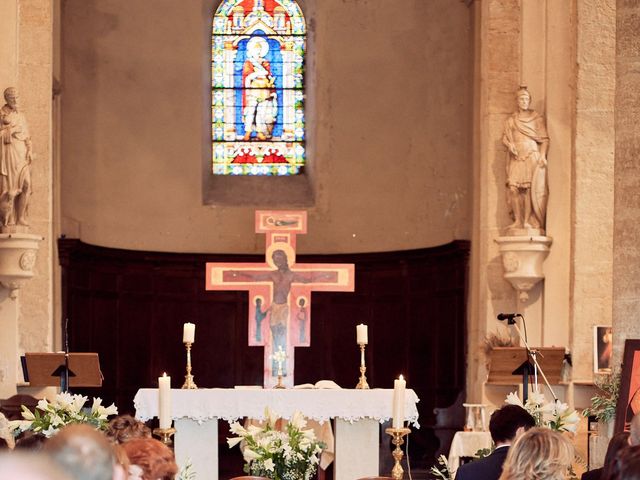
[497,313,520,321]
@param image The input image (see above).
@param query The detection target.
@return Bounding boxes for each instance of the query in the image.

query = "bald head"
[45,424,123,480]
[631,413,640,446]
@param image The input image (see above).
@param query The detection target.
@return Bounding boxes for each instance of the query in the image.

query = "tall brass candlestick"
[355,343,370,389]
[385,427,411,480]
[181,342,197,389]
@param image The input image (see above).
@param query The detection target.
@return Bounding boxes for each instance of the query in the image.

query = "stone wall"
[59,0,472,255]
[613,0,640,362]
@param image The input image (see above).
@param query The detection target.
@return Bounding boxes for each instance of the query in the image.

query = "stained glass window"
[212,0,306,176]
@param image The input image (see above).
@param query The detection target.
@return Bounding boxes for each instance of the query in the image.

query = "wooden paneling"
[58,239,469,474]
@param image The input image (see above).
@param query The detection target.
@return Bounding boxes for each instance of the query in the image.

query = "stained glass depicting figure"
[212,0,306,176]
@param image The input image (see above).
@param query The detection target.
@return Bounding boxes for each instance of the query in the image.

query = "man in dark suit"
[455,404,535,480]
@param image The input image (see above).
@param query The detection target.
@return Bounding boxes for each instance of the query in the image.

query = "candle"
[356,324,368,344]
[183,323,195,344]
[392,374,406,429]
[158,373,172,429]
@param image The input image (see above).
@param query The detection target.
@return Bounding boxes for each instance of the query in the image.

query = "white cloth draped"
[134,388,421,427]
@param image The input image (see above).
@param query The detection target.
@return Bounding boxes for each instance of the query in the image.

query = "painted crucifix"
[206,211,355,388]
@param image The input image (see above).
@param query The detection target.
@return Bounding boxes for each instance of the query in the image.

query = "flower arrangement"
[582,371,620,423]
[9,392,118,438]
[227,408,324,480]
[505,391,580,433]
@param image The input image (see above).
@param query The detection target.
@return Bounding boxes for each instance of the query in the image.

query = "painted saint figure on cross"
[206,211,354,387]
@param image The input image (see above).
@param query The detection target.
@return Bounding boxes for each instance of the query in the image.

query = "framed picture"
[615,339,640,434]
[594,326,613,373]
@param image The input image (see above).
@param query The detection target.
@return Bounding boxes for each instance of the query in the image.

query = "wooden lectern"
[24,352,103,388]
[487,347,566,385]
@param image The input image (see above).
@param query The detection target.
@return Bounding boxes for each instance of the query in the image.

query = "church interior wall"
[58,0,473,255]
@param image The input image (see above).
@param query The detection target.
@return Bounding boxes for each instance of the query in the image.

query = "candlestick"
[355,343,369,389]
[183,322,195,344]
[181,342,198,389]
[385,427,411,480]
[392,374,406,428]
[152,427,176,446]
[356,323,368,344]
[158,373,172,429]
[271,346,287,389]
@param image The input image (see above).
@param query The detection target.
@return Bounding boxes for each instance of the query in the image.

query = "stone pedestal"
[495,236,552,301]
[0,233,42,398]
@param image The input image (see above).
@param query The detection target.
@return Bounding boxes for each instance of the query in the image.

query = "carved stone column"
[0,234,42,299]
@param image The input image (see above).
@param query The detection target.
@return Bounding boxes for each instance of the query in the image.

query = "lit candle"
[183,323,195,344]
[158,373,172,429]
[392,374,406,429]
[356,324,368,345]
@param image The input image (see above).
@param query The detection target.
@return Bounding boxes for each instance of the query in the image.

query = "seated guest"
[121,437,178,480]
[456,404,536,480]
[15,432,48,451]
[608,445,640,480]
[106,414,151,444]
[0,451,71,480]
[45,424,126,480]
[498,427,574,480]
[582,432,629,480]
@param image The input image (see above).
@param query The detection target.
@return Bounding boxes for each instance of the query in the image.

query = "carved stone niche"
[0,233,42,299]
[494,235,552,301]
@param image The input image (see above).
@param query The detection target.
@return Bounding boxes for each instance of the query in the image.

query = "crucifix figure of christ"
[206,211,355,388]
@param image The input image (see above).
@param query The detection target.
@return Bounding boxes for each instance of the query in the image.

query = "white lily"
[505,391,523,407]
[263,458,275,472]
[229,421,247,436]
[226,436,243,448]
[242,447,260,462]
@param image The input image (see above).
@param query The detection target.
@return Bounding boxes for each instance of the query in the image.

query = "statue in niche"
[502,86,549,235]
[0,87,32,232]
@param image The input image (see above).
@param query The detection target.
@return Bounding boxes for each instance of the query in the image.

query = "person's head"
[122,437,178,480]
[602,432,631,479]
[0,452,71,480]
[45,424,125,480]
[272,249,288,270]
[498,427,574,480]
[106,414,151,444]
[3,87,18,109]
[15,431,48,451]
[609,445,640,480]
[489,404,536,445]
[630,413,640,446]
[516,86,531,111]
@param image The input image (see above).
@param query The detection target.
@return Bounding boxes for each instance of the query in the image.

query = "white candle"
[356,324,368,344]
[392,374,406,429]
[183,323,195,343]
[158,373,172,429]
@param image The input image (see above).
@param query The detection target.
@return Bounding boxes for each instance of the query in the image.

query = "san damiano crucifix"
[206,211,355,388]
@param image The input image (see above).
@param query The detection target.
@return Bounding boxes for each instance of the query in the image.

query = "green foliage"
[582,371,620,423]
[430,454,454,480]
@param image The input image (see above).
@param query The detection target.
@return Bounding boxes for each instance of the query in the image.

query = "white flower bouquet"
[505,390,580,433]
[227,408,324,480]
[9,392,118,438]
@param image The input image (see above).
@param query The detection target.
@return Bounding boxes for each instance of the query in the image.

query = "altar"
[134,388,420,480]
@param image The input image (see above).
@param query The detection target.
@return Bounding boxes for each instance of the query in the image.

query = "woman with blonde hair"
[499,427,574,480]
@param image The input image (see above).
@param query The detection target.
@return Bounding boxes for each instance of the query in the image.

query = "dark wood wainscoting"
[58,239,469,475]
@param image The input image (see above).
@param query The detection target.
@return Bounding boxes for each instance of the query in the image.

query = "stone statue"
[0,87,32,231]
[502,86,549,234]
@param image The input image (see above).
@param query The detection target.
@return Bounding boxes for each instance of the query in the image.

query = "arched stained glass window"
[212,0,306,176]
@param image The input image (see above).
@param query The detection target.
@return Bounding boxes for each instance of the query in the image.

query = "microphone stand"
[506,316,558,405]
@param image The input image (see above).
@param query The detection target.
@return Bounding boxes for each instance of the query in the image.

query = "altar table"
[134,388,420,480]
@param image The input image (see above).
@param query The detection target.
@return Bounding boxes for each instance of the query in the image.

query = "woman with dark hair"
[107,414,151,444]
[607,445,640,480]
[14,432,47,451]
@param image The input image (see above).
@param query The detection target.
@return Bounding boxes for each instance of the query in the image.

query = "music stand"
[24,353,103,391]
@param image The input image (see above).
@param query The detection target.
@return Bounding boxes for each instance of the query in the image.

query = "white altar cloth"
[134,388,420,480]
